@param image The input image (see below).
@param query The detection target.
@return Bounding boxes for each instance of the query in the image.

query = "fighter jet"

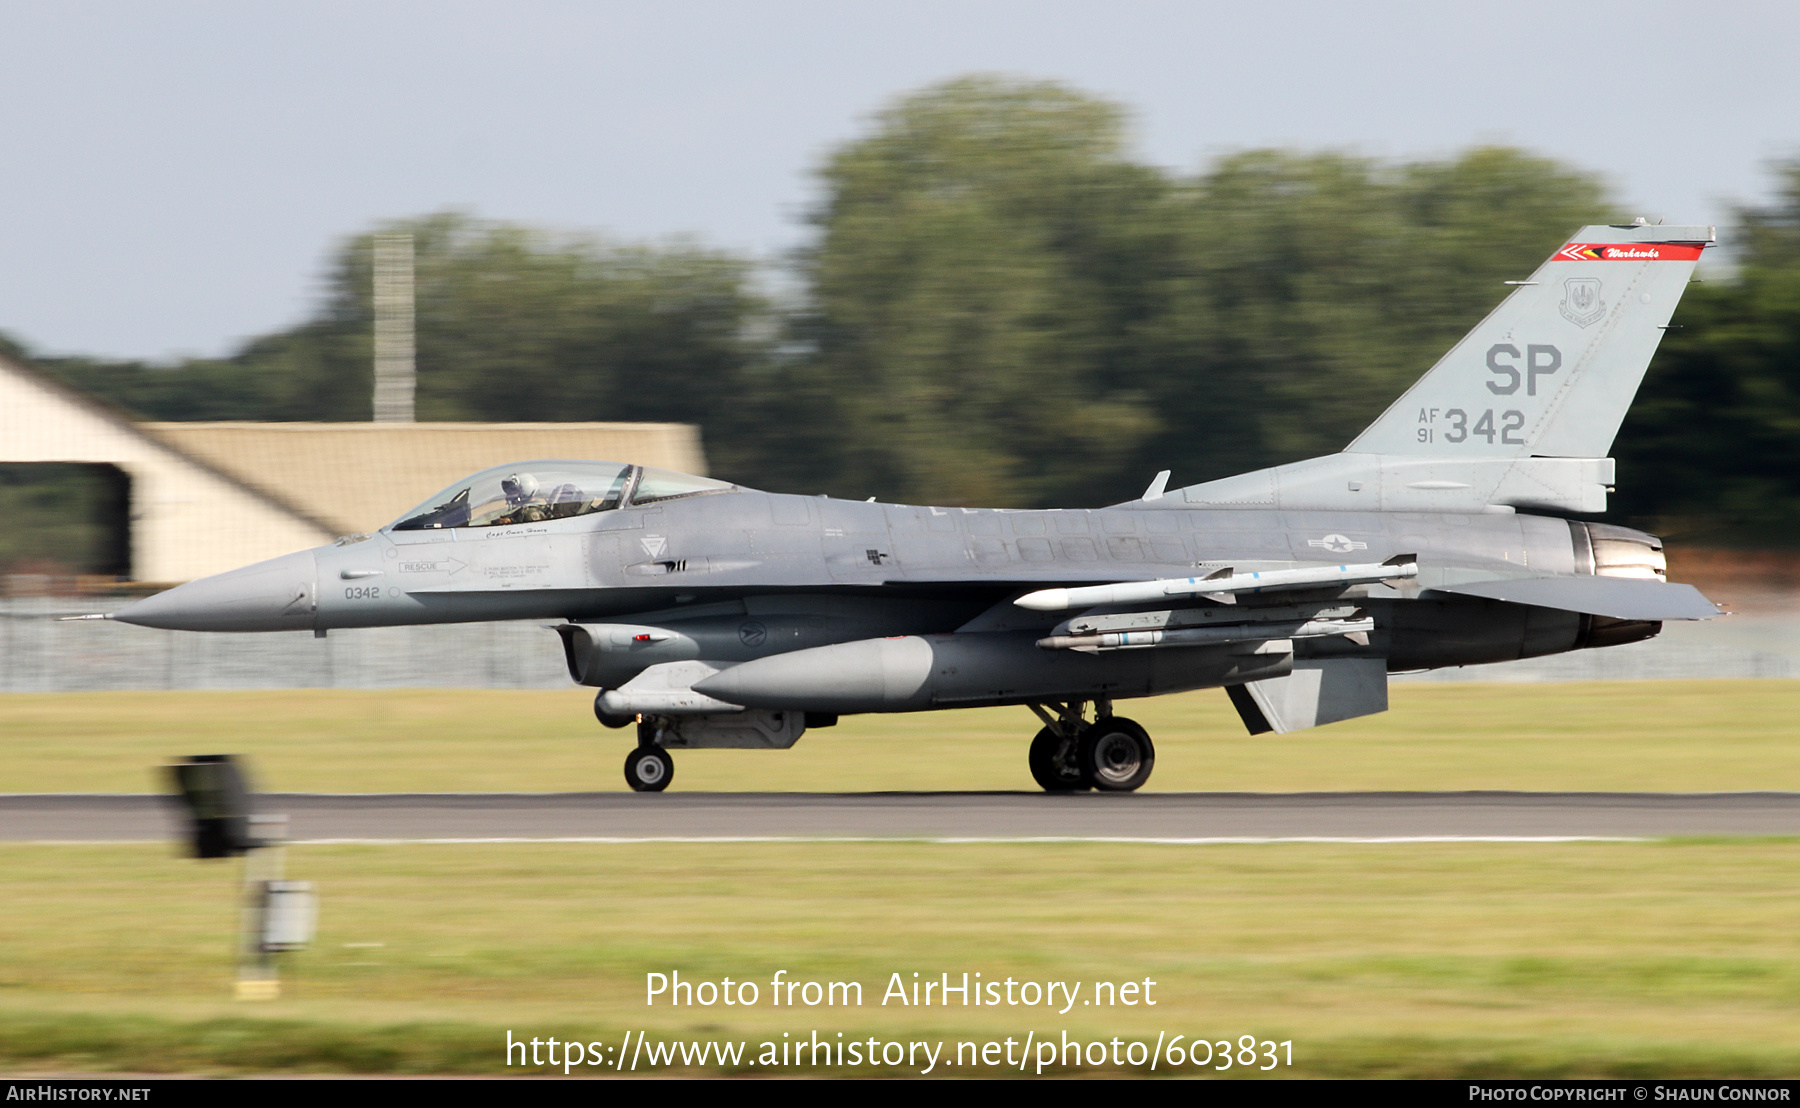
[106,222,1722,792]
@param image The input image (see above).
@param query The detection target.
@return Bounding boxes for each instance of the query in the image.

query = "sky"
[0,0,1794,362]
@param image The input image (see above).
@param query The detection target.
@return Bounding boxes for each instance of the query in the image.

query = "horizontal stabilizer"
[1014,558,1417,611]
[1428,576,1719,620]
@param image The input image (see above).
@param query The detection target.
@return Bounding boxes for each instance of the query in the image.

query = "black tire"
[623,745,673,792]
[1028,726,1089,792]
[1078,717,1155,792]
[594,693,633,729]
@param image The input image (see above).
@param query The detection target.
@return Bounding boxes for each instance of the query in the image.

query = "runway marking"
[0,835,1679,845]
[11,791,1800,798]
[283,835,1651,845]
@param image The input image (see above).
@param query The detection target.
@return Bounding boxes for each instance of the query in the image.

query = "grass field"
[3,680,1799,1077]
[2,840,1798,1077]
[4,679,1800,794]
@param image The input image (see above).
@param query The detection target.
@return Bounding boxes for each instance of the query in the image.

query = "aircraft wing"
[1426,576,1720,621]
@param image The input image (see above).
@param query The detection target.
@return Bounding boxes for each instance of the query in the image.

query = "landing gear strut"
[1026,701,1155,793]
[1028,727,1087,791]
[623,719,673,792]
[1027,702,1089,791]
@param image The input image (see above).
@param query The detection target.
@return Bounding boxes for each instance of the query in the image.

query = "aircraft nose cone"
[113,549,319,632]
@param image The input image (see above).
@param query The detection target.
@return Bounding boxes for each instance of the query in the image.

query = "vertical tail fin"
[1170,222,1715,514]
[1348,222,1712,458]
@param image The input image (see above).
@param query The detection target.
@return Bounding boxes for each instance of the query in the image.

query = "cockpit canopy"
[387,460,734,531]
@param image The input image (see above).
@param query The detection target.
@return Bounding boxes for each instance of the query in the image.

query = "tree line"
[8,76,1800,575]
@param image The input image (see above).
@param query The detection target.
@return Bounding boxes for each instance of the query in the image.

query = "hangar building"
[0,352,705,582]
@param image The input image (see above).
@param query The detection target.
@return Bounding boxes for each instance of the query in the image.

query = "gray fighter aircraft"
[106,222,1722,792]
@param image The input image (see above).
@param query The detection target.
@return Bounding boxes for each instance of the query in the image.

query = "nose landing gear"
[623,719,674,792]
[1026,701,1155,793]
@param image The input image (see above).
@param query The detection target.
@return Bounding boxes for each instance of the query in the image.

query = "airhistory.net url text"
[506,1029,1293,1074]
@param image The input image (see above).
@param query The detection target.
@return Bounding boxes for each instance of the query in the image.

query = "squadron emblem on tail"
[1560,277,1606,327]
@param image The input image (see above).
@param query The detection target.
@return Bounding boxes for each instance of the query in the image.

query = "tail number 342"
[1422,408,1526,445]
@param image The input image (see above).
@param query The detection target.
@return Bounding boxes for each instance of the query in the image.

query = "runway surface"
[4,791,1800,842]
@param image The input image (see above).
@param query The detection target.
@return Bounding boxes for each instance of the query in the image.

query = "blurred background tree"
[1611,161,1800,543]
[10,74,1798,559]
[747,81,1611,507]
[1136,146,1612,491]
[780,76,1174,507]
[35,214,766,430]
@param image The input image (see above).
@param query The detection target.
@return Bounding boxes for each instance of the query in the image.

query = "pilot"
[496,472,546,524]
[541,481,590,519]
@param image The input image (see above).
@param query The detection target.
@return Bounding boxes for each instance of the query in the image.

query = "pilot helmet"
[501,472,539,503]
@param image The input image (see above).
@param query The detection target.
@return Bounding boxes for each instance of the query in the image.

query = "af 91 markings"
[1416,408,1525,445]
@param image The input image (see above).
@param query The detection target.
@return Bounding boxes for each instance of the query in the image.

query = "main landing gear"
[1026,700,1155,793]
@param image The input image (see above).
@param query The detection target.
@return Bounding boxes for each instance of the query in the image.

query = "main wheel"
[1078,717,1155,792]
[623,745,674,792]
[1028,726,1089,792]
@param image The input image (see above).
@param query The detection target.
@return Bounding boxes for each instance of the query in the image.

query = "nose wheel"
[623,743,674,792]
